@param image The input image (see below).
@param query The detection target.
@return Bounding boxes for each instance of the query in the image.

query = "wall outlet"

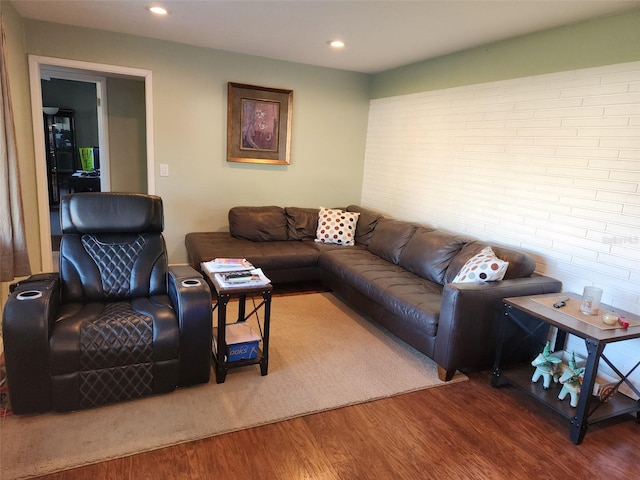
[160,164,169,177]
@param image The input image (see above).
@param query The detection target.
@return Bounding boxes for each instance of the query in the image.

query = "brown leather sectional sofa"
[185,205,562,381]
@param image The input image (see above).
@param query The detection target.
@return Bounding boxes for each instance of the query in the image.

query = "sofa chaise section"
[187,206,337,285]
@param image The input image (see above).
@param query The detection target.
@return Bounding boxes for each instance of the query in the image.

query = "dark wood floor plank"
[30,372,639,480]
[270,418,341,480]
[303,403,404,479]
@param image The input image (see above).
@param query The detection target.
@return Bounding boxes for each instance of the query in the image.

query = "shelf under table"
[498,365,640,424]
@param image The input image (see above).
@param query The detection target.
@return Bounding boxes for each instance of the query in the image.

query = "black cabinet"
[68,174,101,193]
[44,109,77,206]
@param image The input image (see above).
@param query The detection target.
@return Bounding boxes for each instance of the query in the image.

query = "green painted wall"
[371,9,640,98]
[17,19,371,264]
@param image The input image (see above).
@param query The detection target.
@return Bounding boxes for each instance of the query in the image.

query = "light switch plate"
[160,164,169,177]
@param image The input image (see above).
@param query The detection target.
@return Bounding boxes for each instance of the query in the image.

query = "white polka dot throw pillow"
[452,246,509,283]
[315,207,360,246]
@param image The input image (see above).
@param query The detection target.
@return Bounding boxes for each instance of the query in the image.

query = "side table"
[492,292,640,444]
[203,271,273,384]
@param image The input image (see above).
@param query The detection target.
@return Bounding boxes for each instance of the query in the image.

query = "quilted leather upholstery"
[82,234,150,297]
[79,364,153,409]
[79,302,153,369]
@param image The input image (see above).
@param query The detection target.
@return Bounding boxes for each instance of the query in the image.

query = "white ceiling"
[12,0,640,74]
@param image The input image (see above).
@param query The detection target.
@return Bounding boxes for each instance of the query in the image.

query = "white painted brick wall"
[363,61,640,394]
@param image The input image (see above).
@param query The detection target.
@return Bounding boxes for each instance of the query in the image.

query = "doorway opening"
[28,56,155,272]
[41,73,105,260]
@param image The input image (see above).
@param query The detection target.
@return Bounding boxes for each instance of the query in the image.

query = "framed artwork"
[227,82,293,165]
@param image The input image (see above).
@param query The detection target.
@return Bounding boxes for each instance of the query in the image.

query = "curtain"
[0,15,31,282]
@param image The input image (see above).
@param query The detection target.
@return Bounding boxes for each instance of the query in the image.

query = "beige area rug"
[0,293,466,480]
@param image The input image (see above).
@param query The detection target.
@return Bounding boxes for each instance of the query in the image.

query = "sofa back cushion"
[367,218,416,264]
[492,245,536,280]
[229,206,288,241]
[398,228,466,284]
[285,207,319,240]
[346,205,384,247]
[444,241,536,284]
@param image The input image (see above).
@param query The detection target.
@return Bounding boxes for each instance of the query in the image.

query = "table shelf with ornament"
[491,292,640,445]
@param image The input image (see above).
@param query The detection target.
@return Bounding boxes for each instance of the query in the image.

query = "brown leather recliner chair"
[2,192,212,414]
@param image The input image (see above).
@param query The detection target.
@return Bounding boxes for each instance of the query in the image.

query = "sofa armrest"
[168,265,212,386]
[2,273,60,414]
[434,275,562,379]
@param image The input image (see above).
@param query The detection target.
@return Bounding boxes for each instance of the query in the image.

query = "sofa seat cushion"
[320,249,442,336]
[186,232,324,271]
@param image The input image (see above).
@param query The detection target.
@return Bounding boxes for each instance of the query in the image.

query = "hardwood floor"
[33,371,639,480]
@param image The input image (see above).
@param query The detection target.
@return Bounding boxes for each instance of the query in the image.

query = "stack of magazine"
[202,258,271,288]
[202,258,254,273]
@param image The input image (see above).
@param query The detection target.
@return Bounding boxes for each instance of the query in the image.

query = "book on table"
[214,268,271,288]
[202,258,254,274]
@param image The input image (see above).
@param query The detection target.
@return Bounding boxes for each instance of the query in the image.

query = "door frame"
[28,55,154,272]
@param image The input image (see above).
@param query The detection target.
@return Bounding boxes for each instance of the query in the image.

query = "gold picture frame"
[227,82,293,165]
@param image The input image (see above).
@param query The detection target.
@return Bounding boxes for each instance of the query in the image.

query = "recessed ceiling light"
[327,40,345,48]
[147,6,169,15]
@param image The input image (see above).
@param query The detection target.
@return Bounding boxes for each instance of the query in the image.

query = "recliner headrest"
[60,192,164,234]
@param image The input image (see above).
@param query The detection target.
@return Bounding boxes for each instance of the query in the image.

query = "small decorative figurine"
[531,341,562,389]
[557,351,586,407]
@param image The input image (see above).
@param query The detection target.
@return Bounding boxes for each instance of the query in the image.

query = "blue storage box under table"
[214,323,261,362]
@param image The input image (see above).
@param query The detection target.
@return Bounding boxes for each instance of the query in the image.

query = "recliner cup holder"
[181,279,202,287]
[16,290,43,300]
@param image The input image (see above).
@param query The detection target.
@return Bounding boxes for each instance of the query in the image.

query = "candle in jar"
[602,311,618,325]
